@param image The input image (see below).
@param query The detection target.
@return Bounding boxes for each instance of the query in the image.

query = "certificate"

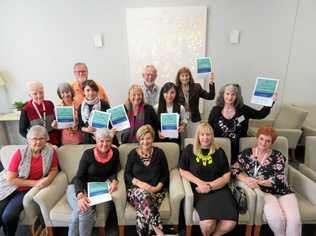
[251,77,279,107]
[197,57,212,79]
[90,110,110,129]
[87,181,112,206]
[161,113,179,139]
[107,104,130,131]
[55,106,74,129]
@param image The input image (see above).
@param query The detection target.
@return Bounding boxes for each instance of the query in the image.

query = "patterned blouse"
[231,148,293,195]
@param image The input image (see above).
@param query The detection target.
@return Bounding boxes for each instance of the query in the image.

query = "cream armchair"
[239,137,316,236]
[299,136,316,181]
[0,145,42,235]
[182,138,256,236]
[112,142,184,236]
[33,145,110,236]
[248,105,308,159]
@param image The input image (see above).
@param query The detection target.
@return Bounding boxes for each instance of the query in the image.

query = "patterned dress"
[231,148,293,195]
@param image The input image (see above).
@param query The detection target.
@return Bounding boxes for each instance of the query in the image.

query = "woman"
[231,127,301,236]
[19,81,61,146]
[155,82,188,146]
[77,80,118,145]
[0,126,59,236]
[175,67,215,138]
[208,84,276,163]
[179,122,237,236]
[124,125,169,236]
[121,85,159,144]
[67,128,120,236]
[52,83,83,145]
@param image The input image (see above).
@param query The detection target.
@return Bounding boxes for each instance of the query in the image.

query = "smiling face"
[257,134,273,151]
[163,87,176,104]
[74,64,88,85]
[223,87,237,105]
[139,132,153,150]
[96,136,112,153]
[28,135,47,153]
[29,87,44,105]
[143,66,157,87]
[83,85,98,101]
[179,72,191,86]
[129,88,143,106]
[198,128,213,148]
[61,90,73,104]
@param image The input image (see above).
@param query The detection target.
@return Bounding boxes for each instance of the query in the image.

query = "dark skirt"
[194,186,238,221]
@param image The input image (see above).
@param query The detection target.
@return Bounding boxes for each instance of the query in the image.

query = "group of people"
[0,62,301,236]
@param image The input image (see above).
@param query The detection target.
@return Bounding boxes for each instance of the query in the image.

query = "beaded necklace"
[196,150,213,166]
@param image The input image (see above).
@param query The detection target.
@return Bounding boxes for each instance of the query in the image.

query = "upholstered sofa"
[298,136,316,182]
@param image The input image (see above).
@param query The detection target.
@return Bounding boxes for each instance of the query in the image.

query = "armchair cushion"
[273,105,308,129]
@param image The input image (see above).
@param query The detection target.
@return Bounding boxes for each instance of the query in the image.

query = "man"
[141,65,160,106]
[71,62,109,108]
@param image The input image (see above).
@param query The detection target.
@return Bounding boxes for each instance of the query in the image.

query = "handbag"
[229,181,247,214]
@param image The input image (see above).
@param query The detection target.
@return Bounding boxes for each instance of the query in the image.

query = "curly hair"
[216,84,244,108]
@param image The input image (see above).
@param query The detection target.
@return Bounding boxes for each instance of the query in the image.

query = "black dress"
[208,104,272,163]
[179,144,238,221]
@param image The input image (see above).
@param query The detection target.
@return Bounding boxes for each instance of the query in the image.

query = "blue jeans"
[0,190,27,236]
[66,185,96,236]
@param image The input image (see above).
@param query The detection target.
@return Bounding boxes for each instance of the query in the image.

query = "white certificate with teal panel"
[161,113,179,139]
[87,181,112,206]
[107,104,130,131]
[55,106,74,129]
[90,110,110,129]
[197,57,212,79]
[251,77,279,107]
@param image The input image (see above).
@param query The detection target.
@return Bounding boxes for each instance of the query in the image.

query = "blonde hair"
[193,122,216,155]
[136,124,155,141]
[125,84,144,105]
[27,81,44,93]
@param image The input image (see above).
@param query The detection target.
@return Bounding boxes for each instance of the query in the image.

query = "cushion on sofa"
[273,105,308,129]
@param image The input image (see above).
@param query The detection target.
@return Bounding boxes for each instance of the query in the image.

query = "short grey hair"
[95,128,113,142]
[26,125,49,141]
[57,82,75,99]
[216,84,244,108]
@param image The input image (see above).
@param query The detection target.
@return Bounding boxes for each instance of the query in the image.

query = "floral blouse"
[231,148,293,195]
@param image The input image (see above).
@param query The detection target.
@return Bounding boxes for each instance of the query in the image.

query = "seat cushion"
[273,105,308,129]
[50,194,109,227]
[124,194,171,225]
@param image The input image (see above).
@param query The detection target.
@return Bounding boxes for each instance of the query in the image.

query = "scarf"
[93,147,113,164]
[126,103,145,142]
[80,96,101,124]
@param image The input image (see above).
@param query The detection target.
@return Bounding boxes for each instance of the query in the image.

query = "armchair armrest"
[167,169,184,225]
[235,180,256,225]
[249,119,274,128]
[33,172,68,226]
[22,186,41,225]
[181,176,194,225]
[274,129,303,149]
[111,170,127,225]
[289,166,316,206]
[253,188,265,225]
[298,164,316,182]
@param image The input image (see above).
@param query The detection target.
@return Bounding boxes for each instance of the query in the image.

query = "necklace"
[138,147,153,165]
[253,147,271,176]
[196,150,213,166]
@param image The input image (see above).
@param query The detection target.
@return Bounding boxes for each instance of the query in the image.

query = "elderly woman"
[121,85,159,144]
[67,128,120,236]
[19,81,61,146]
[0,126,59,236]
[208,84,277,163]
[51,82,83,145]
[231,127,301,236]
[179,122,237,236]
[77,80,118,145]
[124,125,169,236]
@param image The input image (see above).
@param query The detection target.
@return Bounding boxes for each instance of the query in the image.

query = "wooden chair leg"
[254,225,261,236]
[245,225,252,236]
[185,225,192,236]
[98,226,105,236]
[118,225,125,236]
[46,227,54,236]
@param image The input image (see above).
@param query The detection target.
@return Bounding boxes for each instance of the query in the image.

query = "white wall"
[0,0,315,118]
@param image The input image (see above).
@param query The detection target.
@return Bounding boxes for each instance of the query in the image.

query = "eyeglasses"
[74,70,87,73]
[30,137,46,142]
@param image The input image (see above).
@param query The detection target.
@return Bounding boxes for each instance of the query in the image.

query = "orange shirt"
[71,81,109,109]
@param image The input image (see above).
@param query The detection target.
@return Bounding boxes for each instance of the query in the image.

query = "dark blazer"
[178,82,215,122]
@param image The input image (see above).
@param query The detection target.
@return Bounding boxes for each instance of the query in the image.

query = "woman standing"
[124,125,169,236]
[179,122,237,236]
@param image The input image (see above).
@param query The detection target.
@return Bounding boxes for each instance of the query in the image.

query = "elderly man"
[141,65,160,106]
[71,62,109,108]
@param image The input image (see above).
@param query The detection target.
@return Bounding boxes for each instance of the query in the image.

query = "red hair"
[256,126,277,144]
